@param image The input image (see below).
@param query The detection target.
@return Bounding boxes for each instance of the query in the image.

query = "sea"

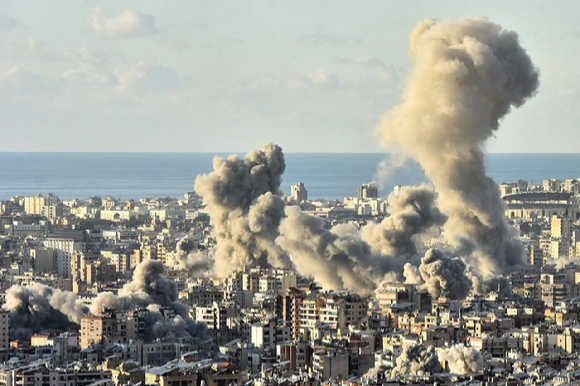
[0,153,579,201]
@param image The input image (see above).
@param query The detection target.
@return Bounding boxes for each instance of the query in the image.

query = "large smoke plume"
[376,18,539,277]
[390,344,442,378]
[3,283,89,340]
[438,344,485,375]
[194,143,290,276]
[277,185,441,295]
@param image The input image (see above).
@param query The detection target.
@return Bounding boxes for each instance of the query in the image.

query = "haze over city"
[1,2,580,386]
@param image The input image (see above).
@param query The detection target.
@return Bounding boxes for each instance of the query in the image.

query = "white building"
[291,182,308,203]
[43,236,86,277]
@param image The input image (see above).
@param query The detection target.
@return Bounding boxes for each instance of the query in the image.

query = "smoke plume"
[168,237,211,277]
[361,184,446,257]
[277,185,446,295]
[91,259,207,340]
[277,205,429,295]
[3,283,89,340]
[373,153,408,191]
[404,248,472,299]
[376,18,539,277]
[390,344,442,378]
[438,344,485,375]
[194,143,290,276]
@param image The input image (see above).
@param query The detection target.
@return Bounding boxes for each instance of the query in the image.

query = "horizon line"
[2,151,580,155]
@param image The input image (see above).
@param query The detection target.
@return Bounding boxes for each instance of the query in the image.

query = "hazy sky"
[0,1,578,152]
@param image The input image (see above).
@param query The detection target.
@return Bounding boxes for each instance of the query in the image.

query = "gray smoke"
[91,259,207,340]
[438,344,485,375]
[276,184,444,294]
[3,283,89,340]
[376,18,539,278]
[91,259,179,312]
[168,237,211,277]
[144,304,207,341]
[404,248,472,299]
[194,143,290,276]
[277,206,420,295]
[390,344,442,378]
[468,271,512,296]
[361,184,446,257]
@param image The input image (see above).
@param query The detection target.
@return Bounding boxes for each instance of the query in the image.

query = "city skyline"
[3,9,580,384]
[1,0,579,153]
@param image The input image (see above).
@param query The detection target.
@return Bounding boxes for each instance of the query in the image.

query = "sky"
[0,0,578,153]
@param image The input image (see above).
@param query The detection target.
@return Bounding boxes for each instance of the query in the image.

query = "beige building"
[24,193,59,215]
[80,315,115,349]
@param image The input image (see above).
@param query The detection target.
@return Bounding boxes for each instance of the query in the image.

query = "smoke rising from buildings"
[276,206,379,294]
[277,199,437,295]
[3,283,88,340]
[390,344,442,378]
[373,153,408,191]
[91,259,180,312]
[4,260,206,341]
[168,237,211,277]
[376,18,539,277]
[404,248,472,299]
[361,184,446,257]
[91,259,207,339]
[439,344,485,375]
[194,142,290,277]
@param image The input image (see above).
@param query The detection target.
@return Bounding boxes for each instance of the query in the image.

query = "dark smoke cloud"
[404,248,472,299]
[194,143,290,276]
[3,284,88,340]
[390,344,442,378]
[376,18,539,278]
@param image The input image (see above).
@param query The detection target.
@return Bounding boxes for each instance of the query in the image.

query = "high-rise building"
[0,311,9,350]
[24,193,59,215]
[526,244,544,269]
[291,182,308,202]
[543,179,562,192]
[552,215,571,257]
[358,183,378,199]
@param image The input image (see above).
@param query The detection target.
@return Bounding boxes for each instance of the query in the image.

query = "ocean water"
[0,153,579,201]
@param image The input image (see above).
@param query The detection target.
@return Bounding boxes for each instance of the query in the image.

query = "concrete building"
[24,193,59,215]
[43,233,86,277]
[80,314,116,349]
[195,302,236,330]
[543,179,562,192]
[358,183,378,199]
[0,311,9,351]
[503,192,580,220]
[30,248,56,273]
[291,182,308,203]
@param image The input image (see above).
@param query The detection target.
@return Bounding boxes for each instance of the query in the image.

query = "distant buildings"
[358,183,378,199]
[291,182,308,203]
[503,192,580,220]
